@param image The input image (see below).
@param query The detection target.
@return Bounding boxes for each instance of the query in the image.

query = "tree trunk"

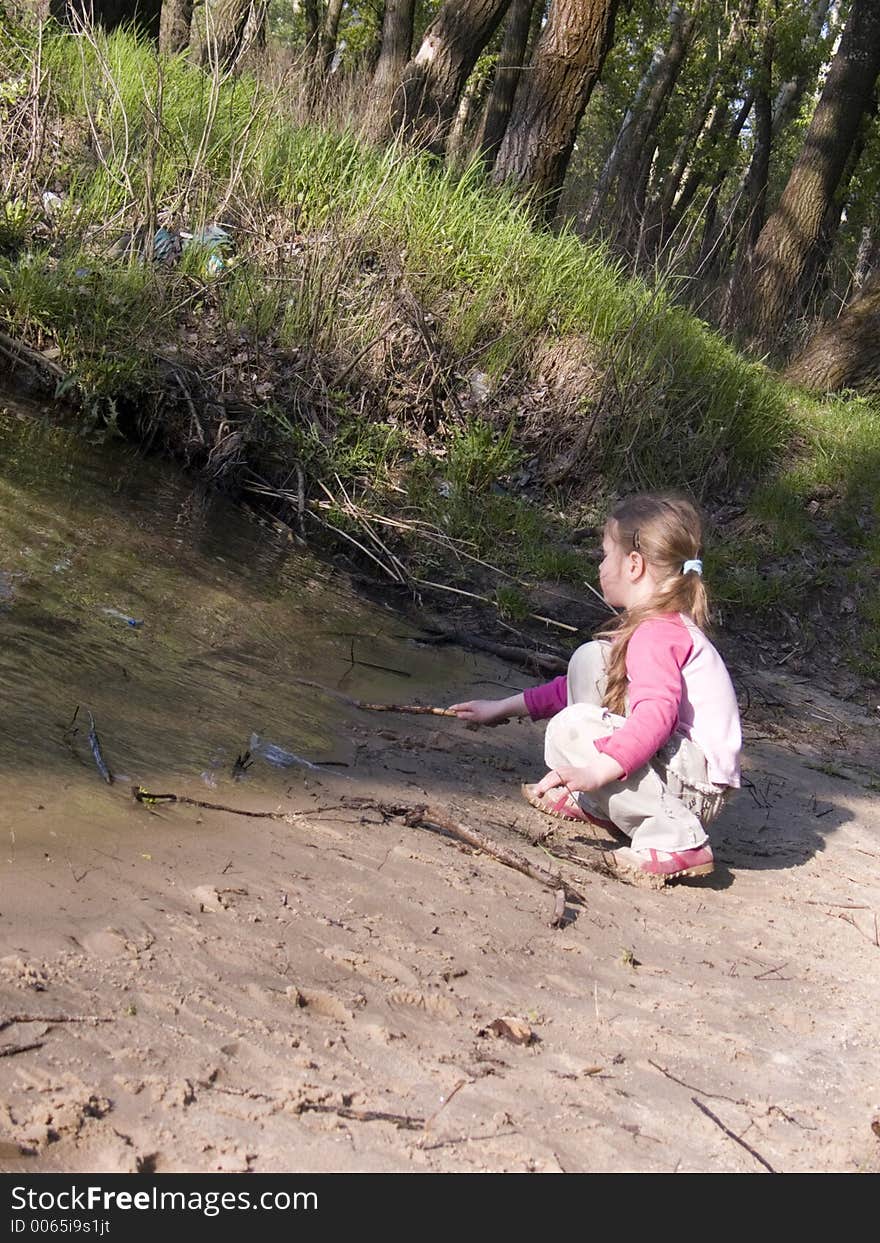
[742,34,774,252]
[321,0,345,73]
[159,0,194,52]
[472,0,534,171]
[771,0,834,135]
[391,0,514,155]
[745,0,880,347]
[199,0,265,69]
[649,5,752,254]
[854,191,880,290]
[446,68,484,164]
[693,91,753,273]
[303,0,321,62]
[796,118,871,319]
[784,272,880,393]
[718,38,773,332]
[582,11,670,234]
[366,0,416,142]
[492,0,619,224]
[612,2,699,255]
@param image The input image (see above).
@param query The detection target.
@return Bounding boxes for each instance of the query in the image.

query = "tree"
[303,0,322,66]
[321,0,346,72]
[159,0,194,53]
[472,0,534,170]
[391,0,514,154]
[741,0,880,346]
[784,271,880,393]
[492,0,619,223]
[366,0,416,142]
[611,1,699,255]
[770,0,833,136]
[584,2,696,240]
[198,0,268,70]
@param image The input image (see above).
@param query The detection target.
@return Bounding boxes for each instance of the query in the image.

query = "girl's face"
[598,521,642,608]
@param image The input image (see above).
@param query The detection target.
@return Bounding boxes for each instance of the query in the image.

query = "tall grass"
[0,20,802,489]
[0,17,878,665]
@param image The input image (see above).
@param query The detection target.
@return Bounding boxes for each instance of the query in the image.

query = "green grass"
[0,18,878,670]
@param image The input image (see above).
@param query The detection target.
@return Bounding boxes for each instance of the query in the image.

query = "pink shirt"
[523,614,741,787]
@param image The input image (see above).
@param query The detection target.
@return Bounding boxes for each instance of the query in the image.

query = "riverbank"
[0,319,879,1177]
[1,18,879,694]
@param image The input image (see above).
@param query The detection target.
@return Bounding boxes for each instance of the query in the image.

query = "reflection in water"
[0,389,463,844]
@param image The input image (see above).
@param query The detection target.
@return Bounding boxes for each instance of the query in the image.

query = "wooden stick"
[417,629,568,675]
[691,1097,777,1173]
[412,577,579,633]
[836,910,880,947]
[133,787,287,819]
[296,1101,424,1131]
[0,328,66,379]
[0,1014,112,1032]
[647,1060,744,1105]
[0,1041,44,1058]
[398,803,585,904]
[355,702,458,716]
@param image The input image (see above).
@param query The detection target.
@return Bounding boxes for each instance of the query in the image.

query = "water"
[0,387,466,849]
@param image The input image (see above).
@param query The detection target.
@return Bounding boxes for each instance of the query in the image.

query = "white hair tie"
[682,559,703,576]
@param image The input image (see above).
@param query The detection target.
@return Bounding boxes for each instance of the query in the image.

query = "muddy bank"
[1,385,879,1174]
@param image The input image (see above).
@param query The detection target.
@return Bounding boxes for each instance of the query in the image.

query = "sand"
[1,658,878,1174]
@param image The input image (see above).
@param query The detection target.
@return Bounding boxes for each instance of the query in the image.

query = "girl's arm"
[449,671,569,726]
[593,616,691,777]
[448,693,527,724]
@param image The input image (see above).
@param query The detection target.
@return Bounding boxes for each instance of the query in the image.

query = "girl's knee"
[567,641,609,706]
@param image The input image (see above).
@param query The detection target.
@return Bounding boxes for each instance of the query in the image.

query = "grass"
[0,17,878,674]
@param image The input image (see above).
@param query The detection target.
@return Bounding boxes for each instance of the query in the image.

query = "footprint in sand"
[285,987,357,1024]
[388,989,460,1021]
[321,946,421,988]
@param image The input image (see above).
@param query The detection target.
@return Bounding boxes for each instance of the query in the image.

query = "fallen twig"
[0,328,67,381]
[412,577,578,633]
[0,1041,44,1058]
[836,910,880,947]
[0,1014,112,1032]
[691,1097,777,1173]
[296,1101,424,1131]
[423,1079,469,1134]
[648,1060,745,1105]
[418,628,568,675]
[396,802,585,904]
[133,787,287,818]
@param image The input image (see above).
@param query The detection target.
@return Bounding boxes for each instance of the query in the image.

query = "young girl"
[449,494,741,880]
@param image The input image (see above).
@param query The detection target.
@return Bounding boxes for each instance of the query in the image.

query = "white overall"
[543,641,729,853]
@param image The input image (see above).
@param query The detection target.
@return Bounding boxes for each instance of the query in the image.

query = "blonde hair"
[597,494,710,715]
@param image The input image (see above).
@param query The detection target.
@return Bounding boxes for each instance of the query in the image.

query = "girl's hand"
[448,699,510,726]
[533,753,624,796]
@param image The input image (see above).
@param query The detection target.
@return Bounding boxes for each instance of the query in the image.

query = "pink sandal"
[604,844,714,880]
[521,783,618,831]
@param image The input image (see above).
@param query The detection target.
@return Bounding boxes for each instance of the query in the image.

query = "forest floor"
[1,647,878,1174]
